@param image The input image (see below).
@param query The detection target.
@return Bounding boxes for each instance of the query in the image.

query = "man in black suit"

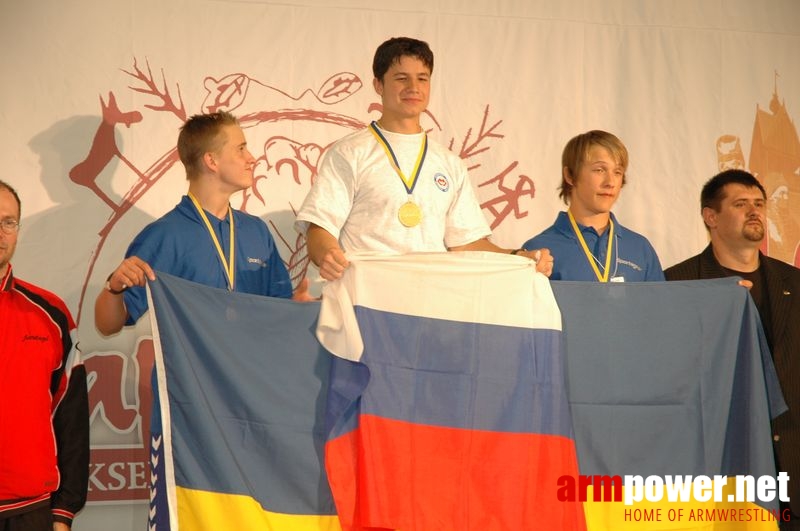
[665,169,800,528]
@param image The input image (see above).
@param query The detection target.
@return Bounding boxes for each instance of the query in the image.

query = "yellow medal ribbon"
[188,192,235,291]
[567,210,614,283]
[369,121,427,227]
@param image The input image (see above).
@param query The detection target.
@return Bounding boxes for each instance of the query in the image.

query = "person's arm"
[306,224,350,281]
[51,361,89,529]
[449,237,554,277]
[94,256,156,336]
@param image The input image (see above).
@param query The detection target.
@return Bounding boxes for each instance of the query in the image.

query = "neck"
[0,263,8,279]
[188,182,232,219]
[377,116,422,135]
[711,241,760,273]
[568,207,611,235]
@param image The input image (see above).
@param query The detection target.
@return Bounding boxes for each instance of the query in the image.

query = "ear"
[202,152,217,173]
[562,166,574,186]
[373,77,384,97]
[701,206,717,229]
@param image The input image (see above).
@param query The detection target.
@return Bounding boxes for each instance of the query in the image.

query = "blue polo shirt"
[123,195,292,324]
[522,211,664,282]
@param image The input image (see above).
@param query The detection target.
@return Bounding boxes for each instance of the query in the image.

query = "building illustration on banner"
[716,74,800,267]
[73,58,536,504]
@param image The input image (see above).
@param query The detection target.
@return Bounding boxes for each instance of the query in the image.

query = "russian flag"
[318,252,587,531]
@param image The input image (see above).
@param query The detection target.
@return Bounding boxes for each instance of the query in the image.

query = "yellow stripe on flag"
[176,486,342,531]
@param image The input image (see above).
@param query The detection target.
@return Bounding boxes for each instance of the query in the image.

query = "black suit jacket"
[665,244,800,514]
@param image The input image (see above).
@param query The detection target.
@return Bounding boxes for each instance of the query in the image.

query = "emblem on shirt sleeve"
[434,173,450,192]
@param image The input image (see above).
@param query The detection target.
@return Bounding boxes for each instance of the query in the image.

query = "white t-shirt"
[295,124,490,254]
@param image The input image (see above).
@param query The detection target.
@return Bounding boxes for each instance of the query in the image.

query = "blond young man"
[523,130,663,282]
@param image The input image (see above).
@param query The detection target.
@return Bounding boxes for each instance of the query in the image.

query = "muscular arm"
[306,224,350,281]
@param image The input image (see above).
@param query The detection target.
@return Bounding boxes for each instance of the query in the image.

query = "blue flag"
[146,265,786,531]
[147,272,339,530]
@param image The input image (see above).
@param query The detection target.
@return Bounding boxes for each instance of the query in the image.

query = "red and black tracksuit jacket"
[0,266,89,527]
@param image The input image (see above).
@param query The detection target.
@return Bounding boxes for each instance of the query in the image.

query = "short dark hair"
[0,179,21,219]
[372,37,434,80]
[559,130,628,205]
[700,169,766,212]
[177,111,239,179]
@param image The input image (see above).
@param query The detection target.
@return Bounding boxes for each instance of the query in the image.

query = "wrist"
[105,273,128,295]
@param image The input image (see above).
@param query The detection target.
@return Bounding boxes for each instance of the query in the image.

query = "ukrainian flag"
[147,272,340,531]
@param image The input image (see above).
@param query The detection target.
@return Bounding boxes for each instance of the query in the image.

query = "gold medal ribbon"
[567,210,614,282]
[188,192,235,291]
[369,121,428,195]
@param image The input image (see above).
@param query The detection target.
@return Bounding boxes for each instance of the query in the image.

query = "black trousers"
[0,505,52,531]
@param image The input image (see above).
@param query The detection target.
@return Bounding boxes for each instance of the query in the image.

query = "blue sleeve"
[644,241,666,281]
[122,228,161,325]
[521,234,543,251]
[266,235,293,299]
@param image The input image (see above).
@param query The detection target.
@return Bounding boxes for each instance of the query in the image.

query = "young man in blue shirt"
[95,111,309,336]
[522,130,663,282]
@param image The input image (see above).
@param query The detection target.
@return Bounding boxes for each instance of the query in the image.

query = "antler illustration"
[448,105,504,171]
[123,57,187,121]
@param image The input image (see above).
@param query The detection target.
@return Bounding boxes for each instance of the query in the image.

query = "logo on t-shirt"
[247,257,267,268]
[433,173,450,192]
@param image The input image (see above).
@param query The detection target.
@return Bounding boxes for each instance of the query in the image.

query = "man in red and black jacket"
[0,180,89,531]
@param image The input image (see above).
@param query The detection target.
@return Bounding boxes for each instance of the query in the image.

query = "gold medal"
[398,201,422,227]
[369,122,428,229]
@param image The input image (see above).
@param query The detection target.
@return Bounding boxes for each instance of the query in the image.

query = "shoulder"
[232,208,266,226]
[613,218,654,246]
[664,254,702,280]
[762,255,800,281]
[426,136,463,165]
[13,278,74,326]
[316,128,376,175]
[326,127,373,155]
[132,204,187,238]
[232,210,275,241]
[523,224,568,250]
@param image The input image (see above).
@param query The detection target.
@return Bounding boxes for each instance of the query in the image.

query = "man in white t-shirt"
[295,36,552,280]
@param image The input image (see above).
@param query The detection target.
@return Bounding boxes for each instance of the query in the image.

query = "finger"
[332,249,350,269]
[128,256,157,281]
[321,266,343,281]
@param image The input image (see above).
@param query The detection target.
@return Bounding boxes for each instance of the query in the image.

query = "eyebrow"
[392,72,430,78]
